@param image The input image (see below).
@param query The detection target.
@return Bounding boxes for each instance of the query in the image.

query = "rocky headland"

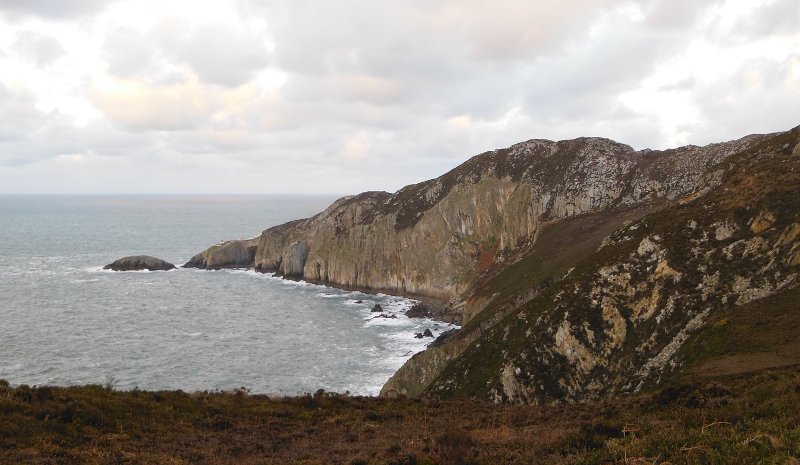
[187,125,800,405]
[104,255,176,271]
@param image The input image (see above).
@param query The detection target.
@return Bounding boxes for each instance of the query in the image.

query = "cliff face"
[385,127,800,403]
[204,135,767,312]
[185,126,799,404]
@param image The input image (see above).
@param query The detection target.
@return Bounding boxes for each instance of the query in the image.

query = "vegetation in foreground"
[1,365,799,464]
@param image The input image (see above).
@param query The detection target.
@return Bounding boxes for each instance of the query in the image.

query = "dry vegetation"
[1,364,799,464]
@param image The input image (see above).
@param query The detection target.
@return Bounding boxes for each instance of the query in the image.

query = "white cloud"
[0,0,798,194]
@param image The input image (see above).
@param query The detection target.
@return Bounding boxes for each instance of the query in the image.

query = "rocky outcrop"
[104,256,176,271]
[414,127,800,404]
[184,237,259,269]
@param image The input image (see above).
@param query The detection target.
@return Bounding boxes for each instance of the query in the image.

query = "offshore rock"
[104,256,175,271]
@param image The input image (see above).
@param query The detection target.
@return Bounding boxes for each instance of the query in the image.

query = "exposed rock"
[418,125,800,404]
[405,303,430,318]
[104,256,175,271]
[372,314,397,319]
[750,210,776,233]
[184,237,259,270]
[428,329,459,349]
[238,133,770,313]
[371,304,383,313]
[422,329,434,338]
[182,123,800,405]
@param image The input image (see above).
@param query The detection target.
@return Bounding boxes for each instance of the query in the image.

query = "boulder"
[371,304,383,313]
[405,303,430,318]
[104,256,176,271]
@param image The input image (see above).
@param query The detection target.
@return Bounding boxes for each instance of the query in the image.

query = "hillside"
[1,366,799,464]
[185,133,768,321]
[3,126,799,463]
[386,126,800,402]
[184,125,800,406]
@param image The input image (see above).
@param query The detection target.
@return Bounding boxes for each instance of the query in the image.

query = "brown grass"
[1,364,799,464]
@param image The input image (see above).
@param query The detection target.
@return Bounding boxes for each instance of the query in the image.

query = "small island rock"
[104,256,176,271]
[371,304,383,313]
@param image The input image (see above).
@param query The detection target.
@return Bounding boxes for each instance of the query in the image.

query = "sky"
[0,0,798,195]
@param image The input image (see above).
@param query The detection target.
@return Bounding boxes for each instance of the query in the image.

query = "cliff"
[189,134,768,314]
[186,125,800,404]
[385,126,800,402]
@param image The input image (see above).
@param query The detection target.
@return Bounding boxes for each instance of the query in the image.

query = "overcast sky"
[0,0,798,194]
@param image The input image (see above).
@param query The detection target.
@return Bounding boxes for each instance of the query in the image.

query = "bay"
[0,195,455,395]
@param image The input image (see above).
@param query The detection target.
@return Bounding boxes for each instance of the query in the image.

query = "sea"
[0,195,456,396]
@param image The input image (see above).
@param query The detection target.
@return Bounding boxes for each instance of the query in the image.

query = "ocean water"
[0,195,456,396]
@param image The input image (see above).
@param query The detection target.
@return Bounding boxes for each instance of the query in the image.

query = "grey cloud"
[257,0,625,79]
[644,0,724,30]
[522,29,667,119]
[688,55,800,144]
[102,28,158,78]
[0,83,161,166]
[157,22,272,87]
[13,30,66,67]
[732,0,800,40]
[0,0,116,20]
[0,83,42,146]
[658,77,696,92]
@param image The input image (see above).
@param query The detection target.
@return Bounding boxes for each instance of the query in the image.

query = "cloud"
[0,83,43,145]
[644,0,724,30]
[102,28,159,79]
[0,0,116,20]
[91,77,212,131]
[689,54,800,143]
[13,30,66,66]
[157,21,273,88]
[101,17,273,88]
[732,0,800,40]
[1,0,799,194]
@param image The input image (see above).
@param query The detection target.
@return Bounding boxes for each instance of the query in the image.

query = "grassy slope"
[1,367,799,464]
[672,286,800,379]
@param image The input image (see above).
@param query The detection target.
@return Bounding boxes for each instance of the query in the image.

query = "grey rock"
[104,256,175,271]
[183,237,259,270]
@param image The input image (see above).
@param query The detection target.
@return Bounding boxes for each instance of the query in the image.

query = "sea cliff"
[187,126,800,404]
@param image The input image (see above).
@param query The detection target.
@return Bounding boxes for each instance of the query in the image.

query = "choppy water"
[0,195,456,396]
